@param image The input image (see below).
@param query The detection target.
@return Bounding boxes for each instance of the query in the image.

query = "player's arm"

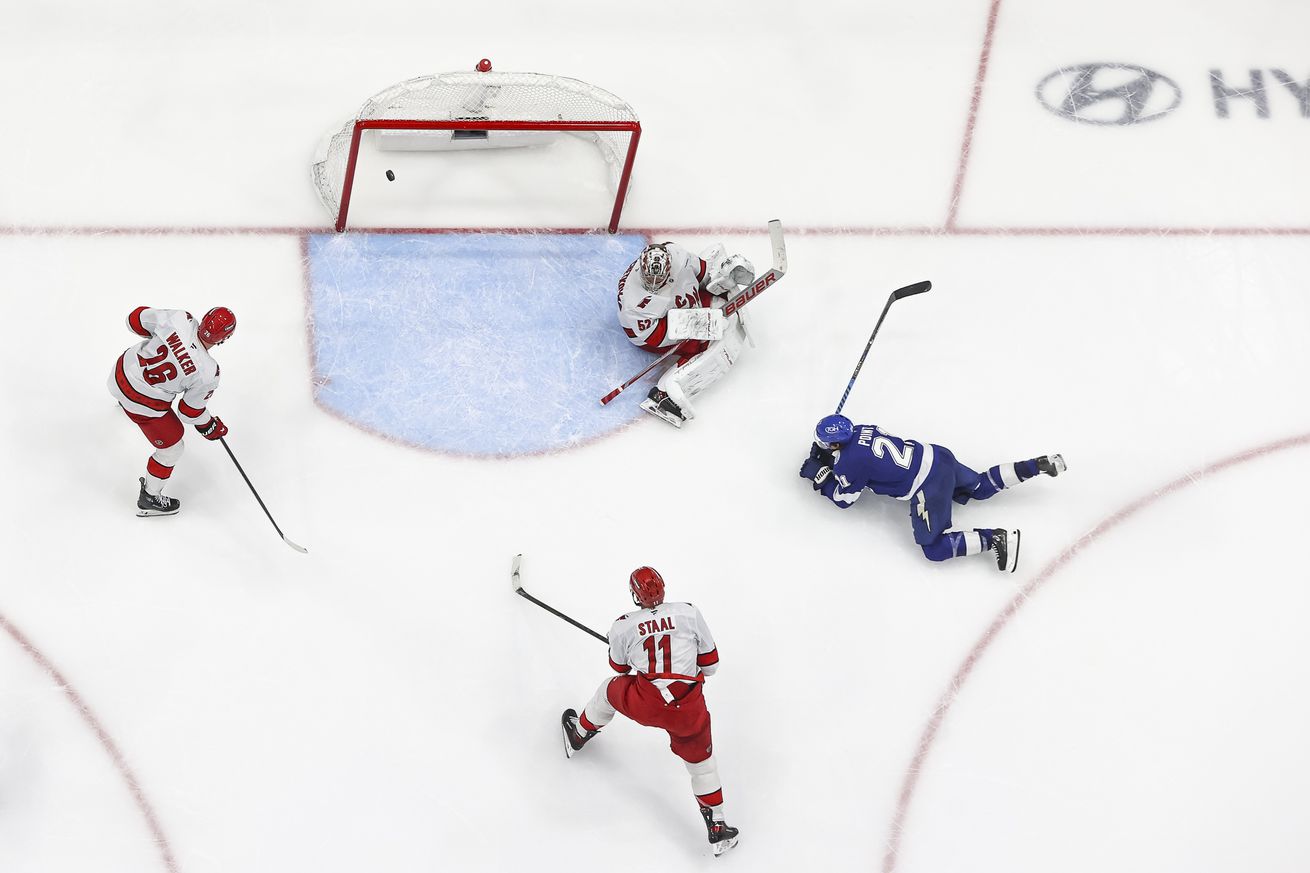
[180,374,227,440]
[607,617,632,674]
[126,306,154,337]
[691,605,720,677]
[800,450,862,508]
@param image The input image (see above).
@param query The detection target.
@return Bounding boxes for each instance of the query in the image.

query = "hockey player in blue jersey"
[798,414,1066,572]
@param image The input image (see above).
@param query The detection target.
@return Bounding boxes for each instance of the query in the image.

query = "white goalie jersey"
[616,242,713,350]
[616,241,754,351]
[606,601,720,702]
[109,307,220,426]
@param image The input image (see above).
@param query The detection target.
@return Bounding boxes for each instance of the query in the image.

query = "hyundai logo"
[1036,63,1182,125]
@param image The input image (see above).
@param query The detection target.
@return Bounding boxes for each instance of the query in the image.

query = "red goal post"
[312,65,642,233]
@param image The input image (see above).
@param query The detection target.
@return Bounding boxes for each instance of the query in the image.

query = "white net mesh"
[312,71,640,228]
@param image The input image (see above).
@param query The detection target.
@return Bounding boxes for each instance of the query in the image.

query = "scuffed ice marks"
[307,232,650,456]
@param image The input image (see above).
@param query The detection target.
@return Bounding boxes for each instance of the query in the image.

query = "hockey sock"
[143,472,168,496]
[978,460,1037,498]
[922,530,985,561]
[1014,459,1040,481]
[578,711,602,733]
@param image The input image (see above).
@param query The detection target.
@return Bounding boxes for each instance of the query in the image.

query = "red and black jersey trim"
[114,354,170,413]
[609,657,632,674]
[697,648,720,667]
[127,306,150,337]
[696,789,725,808]
[177,400,207,420]
[696,258,708,285]
[642,318,669,349]
[146,457,174,479]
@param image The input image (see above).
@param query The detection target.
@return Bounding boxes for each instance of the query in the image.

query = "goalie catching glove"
[698,244,755,297]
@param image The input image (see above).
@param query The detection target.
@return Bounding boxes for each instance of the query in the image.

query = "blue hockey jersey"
[817,424,937,507]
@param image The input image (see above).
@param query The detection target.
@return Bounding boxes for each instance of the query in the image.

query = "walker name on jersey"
[637,617,676,636]
[165,332,198,375]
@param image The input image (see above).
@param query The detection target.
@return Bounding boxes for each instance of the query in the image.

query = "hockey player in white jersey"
[108,306,235,516]
[616,241,755,427]
[561,567,740,855]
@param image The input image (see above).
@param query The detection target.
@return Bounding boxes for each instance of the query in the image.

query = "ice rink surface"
[2,1,1309,871]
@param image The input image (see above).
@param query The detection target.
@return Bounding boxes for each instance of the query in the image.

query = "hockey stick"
[511,554,608,643]
[219,437,308,554]
[834,280,932,415]
[599,219,789,406]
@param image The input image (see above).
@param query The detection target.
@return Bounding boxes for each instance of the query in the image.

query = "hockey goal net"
[312,63,641,233]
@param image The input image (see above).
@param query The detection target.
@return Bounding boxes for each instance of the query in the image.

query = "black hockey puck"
[385,169,395,181]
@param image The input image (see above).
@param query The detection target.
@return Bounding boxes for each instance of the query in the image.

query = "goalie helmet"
[629,566,665,609]
[198,306,236,346]
[638,244,673,291]
[815,414,854,447]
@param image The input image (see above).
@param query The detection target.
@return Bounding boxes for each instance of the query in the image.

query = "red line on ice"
[945,0,1004,230]
[0,612,178,873]
[881,430,1310,873]
[3,224,1310,237]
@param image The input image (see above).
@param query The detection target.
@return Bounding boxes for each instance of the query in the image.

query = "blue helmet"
[815,414,854,447]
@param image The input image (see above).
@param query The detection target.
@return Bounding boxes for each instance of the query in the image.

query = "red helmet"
[629,566,665,609]
[199,306,236,346]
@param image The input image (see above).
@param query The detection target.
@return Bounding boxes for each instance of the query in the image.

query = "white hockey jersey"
[616,242,713,350]
[606,601,720,702]
[108,307,220,426]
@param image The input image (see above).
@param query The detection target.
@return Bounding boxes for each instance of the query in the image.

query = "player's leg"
[957,453,1068,503]
[667,692,739,854]
[643,313,748,427]
[911,465,1018,570]
[562,676,627,757]
[123,408,185,517]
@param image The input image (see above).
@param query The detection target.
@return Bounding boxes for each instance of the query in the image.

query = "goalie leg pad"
[656,315,749,415]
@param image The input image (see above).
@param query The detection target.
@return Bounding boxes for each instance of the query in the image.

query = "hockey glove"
[799,458,831,489]
[197,417,228,441]
[808,443,836,467]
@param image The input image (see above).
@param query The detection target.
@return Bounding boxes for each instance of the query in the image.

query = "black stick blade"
[892,280,931,300]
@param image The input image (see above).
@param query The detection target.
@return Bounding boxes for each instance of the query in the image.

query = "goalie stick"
[511,554,608,644]
[834,280,931,415]
[599,219,789,406]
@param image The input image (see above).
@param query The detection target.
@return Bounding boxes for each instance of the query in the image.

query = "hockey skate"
[1036,454,1067,477]
[136,478,180,518]
[991,528,1021,573]
[561,709,596,759]
[640,388,687,429]
[700,804,740,856]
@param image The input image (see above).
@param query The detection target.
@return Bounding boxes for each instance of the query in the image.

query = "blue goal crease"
[306,232,651,456]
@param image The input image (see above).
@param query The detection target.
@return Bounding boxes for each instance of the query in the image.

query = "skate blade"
[639,398,684,428]
[561,711,577,759]
[713,835,739,857]
[1006,529,1021,573]
[136,507,179,518]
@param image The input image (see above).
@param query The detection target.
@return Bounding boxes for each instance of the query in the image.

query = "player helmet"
[198,306,236,346]
[815,414,854,447]
[638,244,673,291]
[629,566,665,609]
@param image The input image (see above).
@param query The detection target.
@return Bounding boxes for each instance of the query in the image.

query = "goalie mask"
[629,566,666,609]
[815,414,854,448]
[638,244,673,292]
